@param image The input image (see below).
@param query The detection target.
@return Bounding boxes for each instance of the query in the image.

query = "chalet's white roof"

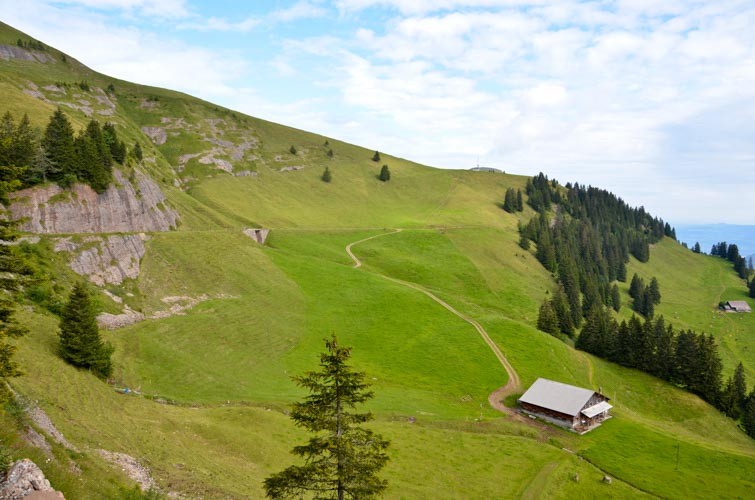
[581,401,613,418]
[518,378,598,417]
[727,301,752,312]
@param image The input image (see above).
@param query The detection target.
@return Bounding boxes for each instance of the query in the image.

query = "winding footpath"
[346,229,521,415]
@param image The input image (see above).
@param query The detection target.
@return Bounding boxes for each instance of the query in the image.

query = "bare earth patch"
[97,450,156,492]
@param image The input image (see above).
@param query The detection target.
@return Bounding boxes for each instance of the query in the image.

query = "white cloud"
[525,84,567,107]
[52,0,190,18]
[177,0,327,32]
[1,0,246,97]
[5,0,755,223]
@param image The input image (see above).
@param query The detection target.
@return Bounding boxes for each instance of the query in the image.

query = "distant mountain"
[675,223,755,257]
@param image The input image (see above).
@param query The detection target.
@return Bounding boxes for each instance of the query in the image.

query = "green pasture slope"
[1,21,753,498]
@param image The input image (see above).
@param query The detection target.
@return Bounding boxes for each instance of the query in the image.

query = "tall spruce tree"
[732,362,747,411]
[372,151,380,162]
[503,188,516,213]
[264,335,389,499]
[58,282,112,378]
[42,108,76,183]
[743,389,755,438]
[537,298,560,335]
[610,283,621,312]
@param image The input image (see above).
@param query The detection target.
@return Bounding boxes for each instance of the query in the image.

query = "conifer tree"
[648,277,661,305]
[372,150,380,162]
[551,286,574,336]
[264,335,389,499]
[518,231,530,250]
[58,282,113,378]
[743,389,755,438]
[321,166,332,183]
[537,299,559,335]
[516,189,524,211]
[379,164,391,182]
[133,142,143,162]
[692,242,701,253]
[732,362,747,411]
[102,123,125,164]
[629,273,644,300]
[610,283,621,312]
[750,279,755,299]
[720,376,741,419]
[289,145,297,155]
[42,108,76,183]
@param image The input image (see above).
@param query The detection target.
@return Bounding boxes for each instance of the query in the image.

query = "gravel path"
[345,229,522,415]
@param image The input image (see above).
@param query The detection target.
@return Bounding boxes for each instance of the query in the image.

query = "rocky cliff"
[0,459,64,499]
[54,234,148,286]
[8,169,179,234]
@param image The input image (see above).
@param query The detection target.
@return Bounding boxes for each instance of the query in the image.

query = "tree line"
[0,108,133,198]
[710,241,752,280]
[522,173,674,332]
[575,308,755,437]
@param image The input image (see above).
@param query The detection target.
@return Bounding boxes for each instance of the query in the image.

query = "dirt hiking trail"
[346,229,521,415]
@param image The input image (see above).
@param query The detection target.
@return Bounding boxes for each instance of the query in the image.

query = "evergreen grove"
[520,173,754,437]
[0,108,131,197]
[574,308,755,436]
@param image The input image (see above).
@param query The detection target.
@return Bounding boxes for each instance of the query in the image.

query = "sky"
[2,0,754,224]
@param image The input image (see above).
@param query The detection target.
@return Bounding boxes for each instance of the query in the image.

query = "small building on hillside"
[518,378,612,433]
[724,301,752,313]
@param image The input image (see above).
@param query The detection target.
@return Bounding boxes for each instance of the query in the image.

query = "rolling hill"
[1,21,753,498]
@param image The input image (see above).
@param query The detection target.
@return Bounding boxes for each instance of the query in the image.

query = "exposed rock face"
[8,170,179,234]
[0,459,64,500]
[140,126,167,145]
[56,234,148,285]
[0,45,55,63]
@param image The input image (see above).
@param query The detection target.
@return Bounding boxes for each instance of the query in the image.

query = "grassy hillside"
[1,21,753,499]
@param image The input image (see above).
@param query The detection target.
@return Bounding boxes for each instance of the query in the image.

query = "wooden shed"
[518,378,612,433]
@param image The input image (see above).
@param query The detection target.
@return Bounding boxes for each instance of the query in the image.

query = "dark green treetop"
[58,282,113,378]
[379,164,390,182]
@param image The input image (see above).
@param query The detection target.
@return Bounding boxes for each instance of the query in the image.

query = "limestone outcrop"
[0,45,56,63]
[55,234,148,286]
[8,170,179,234]
[0,459,64,499]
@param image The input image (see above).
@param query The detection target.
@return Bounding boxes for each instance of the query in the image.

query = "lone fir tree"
[379,164,390,182]
[58,282,113,378]
[372,150,380,162]
[264,335,389,499]
[322,166,332,183]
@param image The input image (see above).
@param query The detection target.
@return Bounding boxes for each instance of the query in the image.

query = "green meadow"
[1,20,753,498]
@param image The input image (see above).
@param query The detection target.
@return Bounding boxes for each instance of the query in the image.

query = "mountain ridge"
[1,21,753,499]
